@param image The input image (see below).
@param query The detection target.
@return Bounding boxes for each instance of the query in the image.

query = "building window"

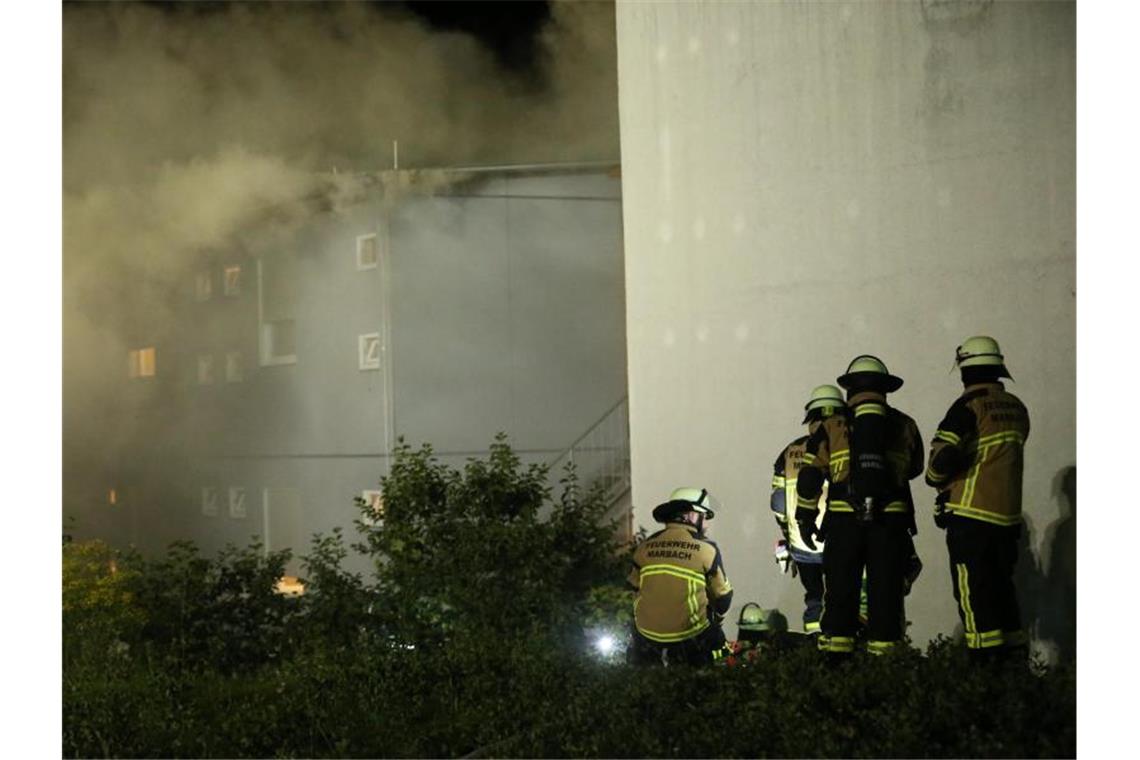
[128,347,156,378]
[224,265,242,296]
[261,320,297,366]
[195,271,213,302]
[225,351,244,383]
[197,354,215,385]
[357,233,379,270]
[202,487,219,517]
[358,333,381,371]
[360,490,385,526]
[228,487,247,519]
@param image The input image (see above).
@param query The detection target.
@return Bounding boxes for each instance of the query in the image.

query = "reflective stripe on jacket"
[796,392,923,521]
[926,382,1030,526]
[628,523,733,643]
[773,436,825,557]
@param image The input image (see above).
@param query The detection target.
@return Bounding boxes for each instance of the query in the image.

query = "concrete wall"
[615,0,1075,658]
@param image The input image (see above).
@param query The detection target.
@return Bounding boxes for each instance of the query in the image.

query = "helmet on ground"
[737,603,770,632]
[651,487,719,523]
[954,335,1012,379]
[836,354,904,393]
[802,384,845,423]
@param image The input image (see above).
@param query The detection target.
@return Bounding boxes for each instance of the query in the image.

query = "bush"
[351,435,627,647]
[62,437,1075,758]
[62,539,145,666]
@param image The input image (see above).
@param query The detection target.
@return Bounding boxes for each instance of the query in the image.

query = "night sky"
[399,1,553,73]
[138,0,555,74]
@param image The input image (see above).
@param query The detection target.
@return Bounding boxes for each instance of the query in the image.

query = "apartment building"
[74,165,630,575]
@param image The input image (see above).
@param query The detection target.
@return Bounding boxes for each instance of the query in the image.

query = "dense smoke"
[62,1,620,533]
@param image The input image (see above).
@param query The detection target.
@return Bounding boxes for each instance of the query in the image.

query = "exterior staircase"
[547,397,632,542]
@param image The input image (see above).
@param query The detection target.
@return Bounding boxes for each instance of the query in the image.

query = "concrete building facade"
[71,167,629,576]
[615,0,1075,657]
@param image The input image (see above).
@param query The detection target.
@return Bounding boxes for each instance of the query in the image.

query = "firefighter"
[627,487,734,665]
[925,336,1030,662]
[771,384,845,635]
[795,356,924,657]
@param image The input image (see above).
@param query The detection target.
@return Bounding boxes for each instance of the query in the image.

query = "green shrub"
[62,437,1075,758]
[62,539,145,667]
[351,435,628,647]
[63,635,1075,758]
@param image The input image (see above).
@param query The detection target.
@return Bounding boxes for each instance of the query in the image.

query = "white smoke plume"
[62,1,620,533]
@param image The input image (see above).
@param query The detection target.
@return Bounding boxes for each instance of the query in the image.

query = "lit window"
[224,265,242,296]
[225,351,244,383]
[201,487,219,517]
[261,320,297,365]
[361,490,385,526]
[357,234,379,270]
[359,333,381,371]
[197,354,215,385]
[228,487,247,519]
[195,271,213,302]
[128,347,156,379]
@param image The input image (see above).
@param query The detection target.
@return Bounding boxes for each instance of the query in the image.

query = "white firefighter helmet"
[737,603,770,631]
[651,487,719,523]
[836,354,904,393]
[954,335,1012,378]
[802,384,844,422]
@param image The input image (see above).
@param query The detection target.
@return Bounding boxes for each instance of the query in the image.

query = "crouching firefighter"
[771,384,845,635]
[795,356,924,658]
[627,488,734,665]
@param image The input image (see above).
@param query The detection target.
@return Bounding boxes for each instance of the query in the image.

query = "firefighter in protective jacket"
[771,384,844,634]
[628,487,734,665]
[795,355,924,656]
[926,336,1030,660]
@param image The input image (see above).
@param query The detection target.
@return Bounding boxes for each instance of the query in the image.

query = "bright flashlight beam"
[594,634,616,656]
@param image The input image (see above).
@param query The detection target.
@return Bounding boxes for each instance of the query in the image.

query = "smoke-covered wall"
[616,0,1075,660]
[63,1,621,541]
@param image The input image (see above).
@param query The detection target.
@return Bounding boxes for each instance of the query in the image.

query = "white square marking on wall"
[361,490,385,525]
[359,333,381,371]
[197,354,215,385]
[201,487,219,517]
[357,233,379,270]
[228,487,247,519]
[223,265,242,296]
[128,347,156,378]
[261,320,297,365]
[225,351,244,383]
[195,271,213,302]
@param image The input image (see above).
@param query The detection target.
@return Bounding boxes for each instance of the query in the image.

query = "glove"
[798,520,819,551]
[903,553,923,596]
[774,539,791,574]
[933,491,950,529]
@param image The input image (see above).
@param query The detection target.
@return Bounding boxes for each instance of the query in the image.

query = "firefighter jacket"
[795,392,924,525]
[925,382,1030,527]
[628,522,734,644]
[772,436,826,560]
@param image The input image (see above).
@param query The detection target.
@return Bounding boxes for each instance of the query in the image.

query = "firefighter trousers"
[945,515,1024,652]
[628,621,729,666]
[819,513,910,655]
[795,561,824,634]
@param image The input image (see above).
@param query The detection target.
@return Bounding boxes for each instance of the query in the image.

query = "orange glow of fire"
[274,576,305,597]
